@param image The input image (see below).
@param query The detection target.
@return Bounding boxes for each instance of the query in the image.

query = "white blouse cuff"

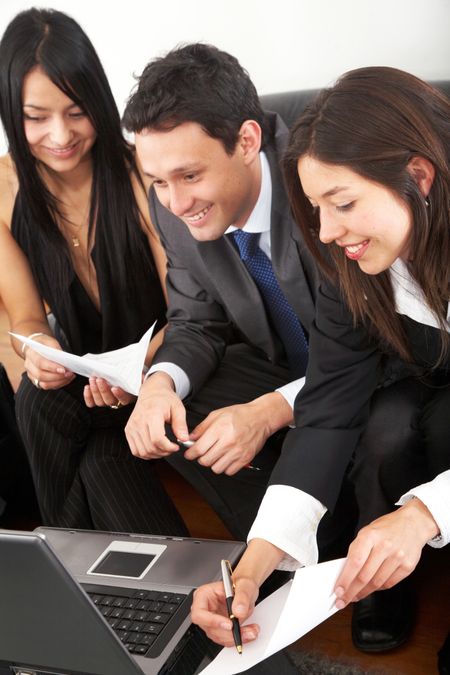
[247,484,327,570]
[396,470,450,549]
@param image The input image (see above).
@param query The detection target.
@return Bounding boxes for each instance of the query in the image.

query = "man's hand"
[83,377,136,408]
[334,499,440,608]
[125,372,188,459]
[24,335,75,390]
[183,392,293,475]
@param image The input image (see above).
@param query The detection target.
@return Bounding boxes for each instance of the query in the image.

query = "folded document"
[10,323,155,396]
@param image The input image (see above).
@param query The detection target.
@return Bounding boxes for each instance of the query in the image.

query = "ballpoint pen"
[221,559,242,655]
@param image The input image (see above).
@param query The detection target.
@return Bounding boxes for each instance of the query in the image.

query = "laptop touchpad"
[87,540,166,579]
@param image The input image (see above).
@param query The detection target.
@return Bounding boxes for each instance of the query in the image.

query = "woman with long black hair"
[0,8,188,535]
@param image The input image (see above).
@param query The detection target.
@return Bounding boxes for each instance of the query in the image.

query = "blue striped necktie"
[230,229,309,377]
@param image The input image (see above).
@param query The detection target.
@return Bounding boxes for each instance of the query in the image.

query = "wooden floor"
[1,303,448,674]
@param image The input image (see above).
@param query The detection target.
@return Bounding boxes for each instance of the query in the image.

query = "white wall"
[1,0,449,153]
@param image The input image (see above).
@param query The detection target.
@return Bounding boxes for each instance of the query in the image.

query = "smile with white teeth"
[185,205,211,222]
[345,241,368,253]
[47,143,77,153]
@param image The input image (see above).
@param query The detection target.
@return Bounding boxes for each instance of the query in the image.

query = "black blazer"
[150,113,321,395]
[270,281,382,512]
[270,279,441,513]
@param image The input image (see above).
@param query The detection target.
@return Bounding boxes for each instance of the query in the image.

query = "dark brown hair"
[284,66,450,363]
[123,43,268,153]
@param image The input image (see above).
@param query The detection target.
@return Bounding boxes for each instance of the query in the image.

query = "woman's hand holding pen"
[191,578,260,648]
[191,538,286,647]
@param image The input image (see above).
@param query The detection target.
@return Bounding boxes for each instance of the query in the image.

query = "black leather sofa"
[260,79,450,129]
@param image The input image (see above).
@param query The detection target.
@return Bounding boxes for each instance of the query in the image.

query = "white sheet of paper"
[199,558,345,675]
[10,323,155,395]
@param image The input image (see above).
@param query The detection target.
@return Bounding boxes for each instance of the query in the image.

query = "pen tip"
[237,646,242,654]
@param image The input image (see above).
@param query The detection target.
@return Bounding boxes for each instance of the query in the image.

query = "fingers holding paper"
[334,499,439,607]
[84,378,136,408]
[191,580,260,648]
[24,335,74,390]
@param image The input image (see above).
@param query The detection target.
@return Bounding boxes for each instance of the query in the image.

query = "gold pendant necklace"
[61,210,88,248]
[58,186,91,249]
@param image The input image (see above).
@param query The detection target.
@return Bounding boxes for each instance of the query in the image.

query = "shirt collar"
[225,151,272,235]
[390,257,450,330]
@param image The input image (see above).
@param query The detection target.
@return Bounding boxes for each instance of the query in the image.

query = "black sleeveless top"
[11,190,167,356]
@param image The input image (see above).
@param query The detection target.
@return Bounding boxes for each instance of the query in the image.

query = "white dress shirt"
[248,258,450,569]
[147,151,305,407]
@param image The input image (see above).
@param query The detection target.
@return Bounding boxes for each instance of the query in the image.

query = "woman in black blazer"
[191,67,449,659]
[285,66,450,652]
[286,66,449,610]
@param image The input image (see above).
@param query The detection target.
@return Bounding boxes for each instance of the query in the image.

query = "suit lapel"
[198,114,317,353]
[266,131,317,334]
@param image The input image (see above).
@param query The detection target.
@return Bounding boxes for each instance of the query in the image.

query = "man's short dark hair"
[123,43,267,154]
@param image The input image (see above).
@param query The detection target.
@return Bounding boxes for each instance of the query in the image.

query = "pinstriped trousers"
[15,374,189,535]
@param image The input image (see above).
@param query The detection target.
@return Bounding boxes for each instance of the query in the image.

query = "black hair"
[123,42,268,153]
[0,7,156,309]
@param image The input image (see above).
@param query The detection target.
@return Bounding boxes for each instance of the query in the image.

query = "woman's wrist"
[402,497,440,542]
[234,538,285,588]
[21,331,47,355]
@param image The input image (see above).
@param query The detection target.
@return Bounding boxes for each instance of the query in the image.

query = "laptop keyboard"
[82,583,192,658]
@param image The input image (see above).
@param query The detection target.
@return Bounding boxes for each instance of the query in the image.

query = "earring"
[425,197,430,207]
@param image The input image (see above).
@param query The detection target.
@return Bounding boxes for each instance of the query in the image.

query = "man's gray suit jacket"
[149,112,380,514]
[150,112,320,395]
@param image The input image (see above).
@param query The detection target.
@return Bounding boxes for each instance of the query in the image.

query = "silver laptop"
[0,527,245,675]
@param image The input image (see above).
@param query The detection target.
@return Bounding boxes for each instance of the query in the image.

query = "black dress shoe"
[351,581,415,652]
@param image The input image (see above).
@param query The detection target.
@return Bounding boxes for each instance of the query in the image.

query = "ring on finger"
[109,399,124,410]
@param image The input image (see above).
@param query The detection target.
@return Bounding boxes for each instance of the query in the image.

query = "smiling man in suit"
[121,43,321,674]
[121,45,426,658]
[122,43,323,542]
